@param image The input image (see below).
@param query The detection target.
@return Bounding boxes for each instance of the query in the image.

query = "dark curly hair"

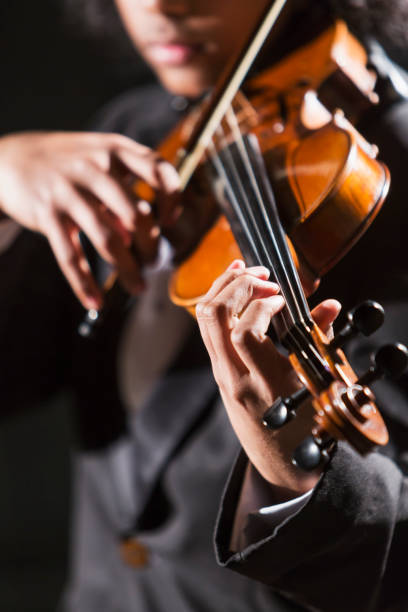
[328,0,408,48]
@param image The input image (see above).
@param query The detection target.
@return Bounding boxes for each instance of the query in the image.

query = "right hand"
[0,131,180,309]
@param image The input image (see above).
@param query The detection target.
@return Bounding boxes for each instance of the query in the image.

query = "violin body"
[168,21,389,311]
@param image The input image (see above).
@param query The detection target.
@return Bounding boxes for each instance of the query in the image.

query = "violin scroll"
[263,302,408,470]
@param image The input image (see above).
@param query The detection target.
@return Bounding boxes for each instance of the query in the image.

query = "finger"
[152,165,182,227]
[115,145,180,195]
[46,215,102,310]
[201,262,272,305]
[197,304,245,388]
[70,162,139,233]
[230,294,288,380]
[62,183,144,294]
[202,272,281,327]
[114,146,181,227]
[196,274,281,382]
[311,299,341,335]
[132,200,159,264]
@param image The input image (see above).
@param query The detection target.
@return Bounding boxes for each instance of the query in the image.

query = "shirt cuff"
[230,463,314,551]
[259,488,313,520]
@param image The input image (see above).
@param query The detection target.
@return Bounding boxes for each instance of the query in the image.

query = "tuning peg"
[330,300,384,349]
[292,434,332,471]
[358,343,408,386]
[262,387,310,430]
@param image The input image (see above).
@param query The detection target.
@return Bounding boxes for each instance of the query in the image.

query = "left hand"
[196,260,341,496]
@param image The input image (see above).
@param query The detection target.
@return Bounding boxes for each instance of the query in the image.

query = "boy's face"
[114,0,271,98]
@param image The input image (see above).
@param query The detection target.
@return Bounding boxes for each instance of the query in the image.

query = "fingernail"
[138,200,152,215]
[248,266,270,278]
[271,295,285,309]
[227,259,245,270]
[149,225,161,239]
[159,162,180,192]
[332,299,342,313]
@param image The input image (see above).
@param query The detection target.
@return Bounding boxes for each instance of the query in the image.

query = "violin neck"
[210,132,340,392]
[210,132,312,331]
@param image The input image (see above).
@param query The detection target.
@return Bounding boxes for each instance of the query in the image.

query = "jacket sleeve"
[215,443,408,612]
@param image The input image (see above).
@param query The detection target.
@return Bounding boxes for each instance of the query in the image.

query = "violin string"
[206,135,268,290]
[206,116,330,386]
[222,105,311,327]
[207,131,310,368]
[220,108,296,323]
[212,122,269,269]
[207,127,293,332]
[207,125,296,337]
[221,107,333,383]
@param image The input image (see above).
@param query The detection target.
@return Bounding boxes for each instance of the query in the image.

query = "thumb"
[311,299,341,336]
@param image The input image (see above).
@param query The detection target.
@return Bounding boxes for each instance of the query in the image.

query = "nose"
[141,0,191,17]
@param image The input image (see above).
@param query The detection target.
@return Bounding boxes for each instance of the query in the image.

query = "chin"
[157,65,216,100]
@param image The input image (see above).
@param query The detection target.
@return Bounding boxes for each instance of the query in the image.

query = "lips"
[145,41,203,66]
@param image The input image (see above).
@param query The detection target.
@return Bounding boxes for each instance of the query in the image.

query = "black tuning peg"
[262,387,310,430]
[358,343,408,386]
[292,435,332,471]
[330,300,385,349]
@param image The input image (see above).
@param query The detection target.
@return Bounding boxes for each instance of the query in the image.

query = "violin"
[80,0,408,469]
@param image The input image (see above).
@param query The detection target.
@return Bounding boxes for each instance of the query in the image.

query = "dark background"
[1,2,408,611]
[0,2,149,610]
[0,1,151,134]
